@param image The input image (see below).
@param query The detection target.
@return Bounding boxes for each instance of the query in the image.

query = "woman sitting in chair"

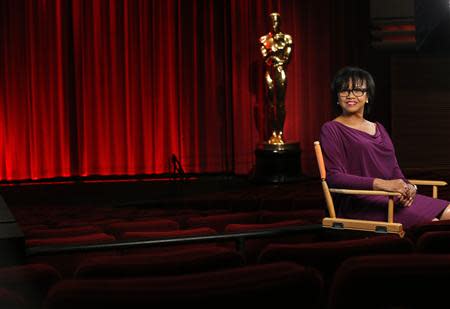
[320,66,450,228]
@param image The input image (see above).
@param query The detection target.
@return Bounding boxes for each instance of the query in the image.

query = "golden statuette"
[259,12,292,145]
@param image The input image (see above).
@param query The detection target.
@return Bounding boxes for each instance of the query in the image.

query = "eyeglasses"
[338,88,367,97]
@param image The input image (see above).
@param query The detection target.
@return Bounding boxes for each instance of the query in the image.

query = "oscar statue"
[260,12,292,145]
[252,12,302,183]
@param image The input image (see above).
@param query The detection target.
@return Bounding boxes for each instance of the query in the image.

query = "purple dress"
[320,120,448,229]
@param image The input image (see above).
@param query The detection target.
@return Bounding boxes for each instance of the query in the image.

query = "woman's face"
[337,78,368,116]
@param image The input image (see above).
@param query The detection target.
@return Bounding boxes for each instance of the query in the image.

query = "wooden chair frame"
[314,141,447,237]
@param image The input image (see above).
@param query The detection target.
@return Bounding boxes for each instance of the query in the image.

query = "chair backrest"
[313,141,327,180]
[313,141,336,218]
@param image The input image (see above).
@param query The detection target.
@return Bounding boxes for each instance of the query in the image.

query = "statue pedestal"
[250,142,302,183]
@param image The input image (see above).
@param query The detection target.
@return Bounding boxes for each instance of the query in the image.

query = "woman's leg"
[439,204,450,220]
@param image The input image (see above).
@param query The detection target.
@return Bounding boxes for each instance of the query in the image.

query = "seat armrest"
[329,188,401,196]
[408,179,447,187]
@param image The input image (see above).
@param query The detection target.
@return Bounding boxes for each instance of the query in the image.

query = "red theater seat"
[0,263,61,309]
[329,254,450,309]
[258,235,413,283]
[224,219,311,262]
[259,209,325,224]
[105,219,180,238]
[406,220,450,243]
[185,212,259,232]
[119,227,218,254]
[26,233,115,247]
[0,288,25,309]
[75,246,244,278]
[25,225,103,239]
[416,231,450,253]
[45,262,323,308]
[26,234,117,278]
[120,227,217,240]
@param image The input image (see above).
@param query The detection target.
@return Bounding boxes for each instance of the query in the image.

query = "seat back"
[258,235,413,281]
[45,262,324,308]
[75,246,244,278]
[329,254,450,308]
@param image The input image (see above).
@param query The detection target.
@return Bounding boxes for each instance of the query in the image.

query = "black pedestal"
[250,142,302,183]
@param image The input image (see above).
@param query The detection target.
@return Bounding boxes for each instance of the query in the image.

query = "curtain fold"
[0,0,71,180]
[0,0,360,181]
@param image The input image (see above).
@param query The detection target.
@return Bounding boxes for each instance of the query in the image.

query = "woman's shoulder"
[320,120,345,141]
[321,120,342,133]
[321,120,338,129]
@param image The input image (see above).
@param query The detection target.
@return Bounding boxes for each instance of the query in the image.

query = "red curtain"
[0,0,72,180]
[0,0,362,181]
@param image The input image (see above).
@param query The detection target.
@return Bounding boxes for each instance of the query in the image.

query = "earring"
[337,101,340,105]
[366,100,369,104]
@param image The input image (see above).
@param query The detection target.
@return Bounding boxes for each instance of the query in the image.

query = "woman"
[320,66,450,228]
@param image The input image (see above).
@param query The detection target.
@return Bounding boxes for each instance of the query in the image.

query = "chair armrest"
[408,179,448,187]
[329,188,400,223]
[329,188,401,196]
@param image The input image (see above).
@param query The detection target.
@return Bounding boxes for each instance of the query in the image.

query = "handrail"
[26,224,323,257]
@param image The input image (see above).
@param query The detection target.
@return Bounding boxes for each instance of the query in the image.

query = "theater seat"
[105,219,180,238]
[0,263,61,308]
[416,231,450,253]
[120,227,216,241]
[224,219,311,262]
[260,209,325,224]
[329,254,450,308]
[25,225,103,239]
[45,262,323,308]
[406,220,450,243]
[185,212,260,232]
[75,246,244,278]
[26,234,117,278]
[258,235,413,284]
[26,233,115,247]
[119,227,218,254]
[0,288,25,309]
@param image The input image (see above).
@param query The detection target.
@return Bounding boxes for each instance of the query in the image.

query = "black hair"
[331,66,375,117]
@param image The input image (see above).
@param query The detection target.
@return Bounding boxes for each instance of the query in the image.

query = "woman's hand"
[402,183,417,207]
[373,178,416,207]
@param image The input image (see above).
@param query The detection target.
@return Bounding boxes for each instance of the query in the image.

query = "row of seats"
[25,219,317,276]
[46,254,450,308]
[44,262,323,308]
[5,249,450,308]
[12,191,324,228]
[22,209,324,235]
[25,219,450,277]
